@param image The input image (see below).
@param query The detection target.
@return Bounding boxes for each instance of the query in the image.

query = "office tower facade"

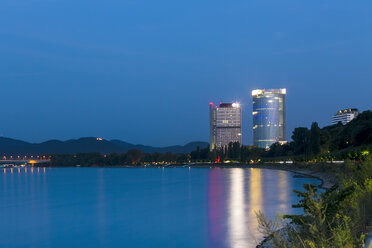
[210,102,242,150]
[332,108,359,125]
[252,89,286,149]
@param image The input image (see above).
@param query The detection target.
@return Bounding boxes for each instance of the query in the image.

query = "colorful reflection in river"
[208,168,294,248]
[1,167,317,248]
[208,168,225,247]
[229,168,249,248]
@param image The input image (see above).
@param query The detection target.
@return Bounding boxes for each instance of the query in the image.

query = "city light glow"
[232,102,240,108]
[251,89,263,96]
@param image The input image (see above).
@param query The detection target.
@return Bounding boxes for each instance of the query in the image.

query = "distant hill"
[0,137,209,156]
[110,140,208,154]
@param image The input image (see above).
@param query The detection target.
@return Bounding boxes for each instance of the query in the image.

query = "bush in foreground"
[258,157,372,248]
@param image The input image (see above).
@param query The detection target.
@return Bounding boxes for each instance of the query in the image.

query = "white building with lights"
[209,102,242,150]
[332,109,359,125]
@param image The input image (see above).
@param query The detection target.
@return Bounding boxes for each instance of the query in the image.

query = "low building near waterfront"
[332,108,359,125]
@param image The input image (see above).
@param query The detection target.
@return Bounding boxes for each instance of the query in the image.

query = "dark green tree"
[292,127,311,155]
[224,146,228,160]
[284,184,358,248]
[310,122,321,155]
[126,149,144,164]
[240,146,250,162]
[227,143,233,159]
[190,146,200,160]
[232,142,241,160]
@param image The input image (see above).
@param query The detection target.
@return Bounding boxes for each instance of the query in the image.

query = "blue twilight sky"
[0,0,371,146]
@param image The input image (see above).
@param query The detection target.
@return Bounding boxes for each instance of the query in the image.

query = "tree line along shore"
[50,110,372,167]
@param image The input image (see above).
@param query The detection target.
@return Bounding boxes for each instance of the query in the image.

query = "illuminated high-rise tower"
[210,102,242,150]
[252,89,286,149]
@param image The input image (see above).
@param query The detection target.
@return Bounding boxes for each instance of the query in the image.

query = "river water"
[0,167,320,248]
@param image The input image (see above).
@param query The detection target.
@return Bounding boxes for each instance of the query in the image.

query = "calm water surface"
[0,167,320,248]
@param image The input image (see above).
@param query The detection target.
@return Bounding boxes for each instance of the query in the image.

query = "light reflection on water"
[278,171,289,212]
[1,167,320,248]
[228,169,247,248]
[207,168,309,248]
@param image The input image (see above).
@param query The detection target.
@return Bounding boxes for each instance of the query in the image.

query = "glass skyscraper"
[252,89,286,149]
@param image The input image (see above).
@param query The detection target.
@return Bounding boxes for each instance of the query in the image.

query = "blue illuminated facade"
[252,89,286,149]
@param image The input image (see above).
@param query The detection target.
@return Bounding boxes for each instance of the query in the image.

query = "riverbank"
[175,163,337,189]
[249,164,337,189]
